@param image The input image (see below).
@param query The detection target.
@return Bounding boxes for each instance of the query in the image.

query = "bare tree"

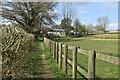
[0,2,58,38]
[87,24,95,34]
[97,16,109,33]
[60,2,77,37]
[62,2,76,20]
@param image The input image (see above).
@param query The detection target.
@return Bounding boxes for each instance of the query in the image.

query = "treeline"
[51,2,110,37]
[1,2,110,38]
[0,2,109,39]
[51,16,109,37]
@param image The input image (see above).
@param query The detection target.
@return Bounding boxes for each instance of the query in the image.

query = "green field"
[52,34,119,56]
[66,50,118,78]
[74,34,119,39]
[62,40,118,56]
[46,39,119,78]
[56,40,118,78]
[50,34,119,78]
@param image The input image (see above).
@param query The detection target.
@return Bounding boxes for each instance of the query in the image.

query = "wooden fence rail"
[44,37,96,80]
[61,41,120,65]
[44,37,120,79]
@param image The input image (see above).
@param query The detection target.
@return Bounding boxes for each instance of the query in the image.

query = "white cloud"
[102,2,118,11]
[79,9,88,14]
[73,3,90,14]
[94,2,118,13]
[108,23,118,27]
[107,23,118,30]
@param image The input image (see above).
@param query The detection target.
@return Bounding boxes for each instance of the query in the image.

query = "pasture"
[63,40,118,56]
[53,34,119,56]
[66,50,118,78]
[75,33,119,39]
[44,37,119,79]
[49,34,119,78]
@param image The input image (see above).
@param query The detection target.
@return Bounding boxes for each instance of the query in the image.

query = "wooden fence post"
[46,38,48,46]
[53,41,56,59]
[45,37,46,45]
[51,41,53,53]
[51,41,53,55]
[52,41,54,58]
[88,50,96,80]
[64,44,68,75]
[56,42,59,63]
[49,40,51,52]
[47,39,48,47]
[43,37,46,45]
[72,47,77,79]
[50,41,52,56]
[48,39,50,50]
[59,43,62,69]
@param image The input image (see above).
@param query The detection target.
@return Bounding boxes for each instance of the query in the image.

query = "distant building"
[97,31,104,34]
[108,30,119,33]
[69,30,80,37]
[44,29,65,37]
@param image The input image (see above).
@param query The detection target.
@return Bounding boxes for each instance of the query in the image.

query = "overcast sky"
[55,2,118,31]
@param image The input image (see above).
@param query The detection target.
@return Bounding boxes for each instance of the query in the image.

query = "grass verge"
[44,42,89,79]
[43,42,68,78]
[19,41,43,79]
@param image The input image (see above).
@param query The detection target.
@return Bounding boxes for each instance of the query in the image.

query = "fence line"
[44,37,120,79]
[58,40,119,65]
[44,37,96,80]
[96,53,119,65]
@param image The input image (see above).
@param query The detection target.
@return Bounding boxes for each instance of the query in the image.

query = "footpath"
[20,41,54,79]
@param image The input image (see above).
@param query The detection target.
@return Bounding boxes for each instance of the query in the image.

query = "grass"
[19,41,43,79]
[49,35,119,79]
[63,40,118,56]
[19,39,119,79]
[44,42,88,79]
[44,39,119,79]
[74,33,119,39]
[60,46,119,79]
[51,35,118,57]
[43,41,69,78]
[20,40,75,79]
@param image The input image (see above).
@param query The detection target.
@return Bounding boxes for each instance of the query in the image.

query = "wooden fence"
[44,37,120,65]
[44,37,120,79]
[96,53,120,65]
[44,37,96,79]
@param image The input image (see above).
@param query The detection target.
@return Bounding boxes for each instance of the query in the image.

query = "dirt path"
[40,42,54,78]
[20,42,54,79]
[71,39,120,41]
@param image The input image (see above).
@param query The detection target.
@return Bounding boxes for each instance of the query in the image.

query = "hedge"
[1,25,35,79]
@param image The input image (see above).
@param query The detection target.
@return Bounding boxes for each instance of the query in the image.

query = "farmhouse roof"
[52,29,65,32]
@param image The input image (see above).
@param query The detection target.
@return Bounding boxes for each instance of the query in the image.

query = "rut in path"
[40,42,54,78]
